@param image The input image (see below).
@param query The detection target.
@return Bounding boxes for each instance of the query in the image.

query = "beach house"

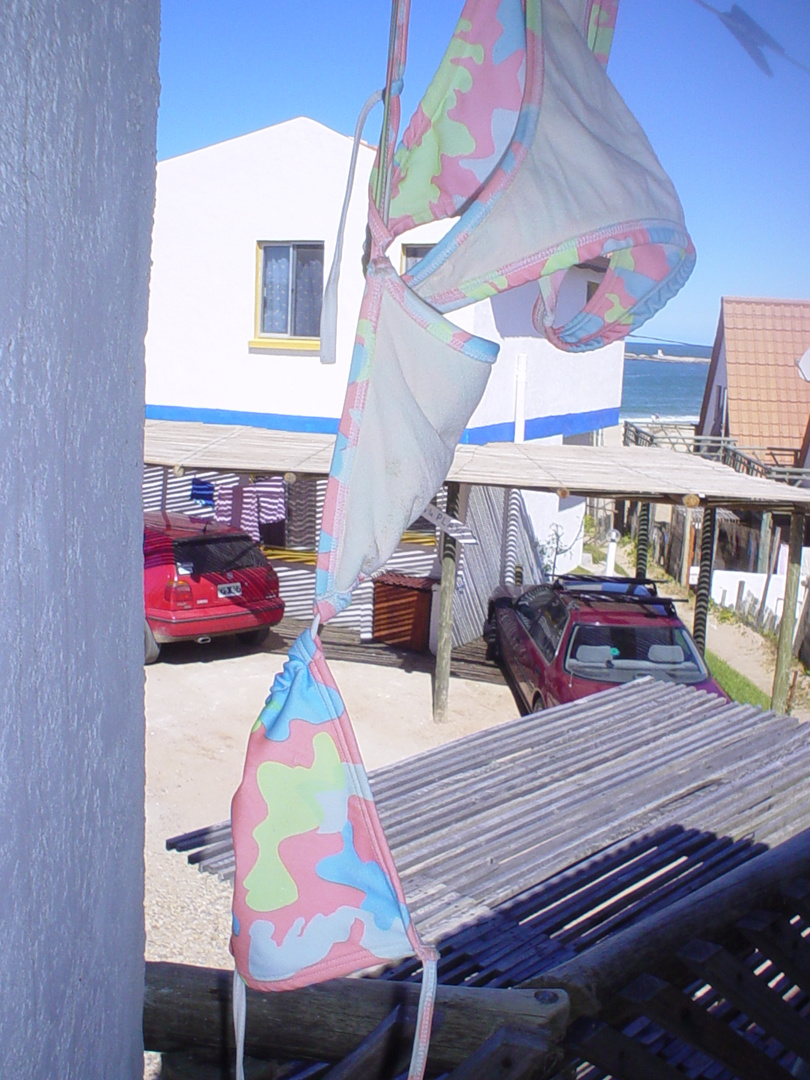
[144,116,625,638]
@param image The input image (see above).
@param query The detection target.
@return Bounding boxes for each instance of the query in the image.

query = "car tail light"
[164,579,193,610]
[265,569,279,599]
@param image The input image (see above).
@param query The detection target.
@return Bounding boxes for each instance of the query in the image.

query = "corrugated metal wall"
[142,466,542,645]
[451,485,546,647]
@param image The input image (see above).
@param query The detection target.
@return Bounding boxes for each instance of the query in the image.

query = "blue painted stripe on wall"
[523,407,619,441]
[145,404,619,443]
[462,407,620,444]
[460,420,515,445]
[145,404,339,435]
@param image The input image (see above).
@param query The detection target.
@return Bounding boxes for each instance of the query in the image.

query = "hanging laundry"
[231,626,437,1080]
[232,3,694,1077]
[391,0,693,351]
[316,0,693,618]
[215,478,287,542]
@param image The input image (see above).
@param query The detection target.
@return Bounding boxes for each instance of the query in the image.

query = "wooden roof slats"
[144,420,810,511]
[160,683,810,1076]
[677,938,810,1066]
[565,1016,688,1079]
[169,682,810,951]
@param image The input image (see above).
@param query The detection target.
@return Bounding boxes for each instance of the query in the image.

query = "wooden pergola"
[144,420,810,715]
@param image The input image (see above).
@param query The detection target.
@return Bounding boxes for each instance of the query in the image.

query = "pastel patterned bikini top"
[316,0,694,619]
[231,3,693,1077]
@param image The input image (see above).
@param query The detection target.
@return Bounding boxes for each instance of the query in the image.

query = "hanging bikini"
[231,2,693,1076]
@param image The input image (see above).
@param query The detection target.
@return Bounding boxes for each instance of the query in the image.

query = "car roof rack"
[554,573,659,594]
[552,575,680,617]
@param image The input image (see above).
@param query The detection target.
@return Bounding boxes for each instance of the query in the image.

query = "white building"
[145,116,625,631]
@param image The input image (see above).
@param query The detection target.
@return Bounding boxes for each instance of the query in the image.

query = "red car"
[486,575,725,712]
[143,511,285,663]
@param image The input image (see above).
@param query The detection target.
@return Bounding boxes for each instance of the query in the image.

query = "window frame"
[250,240,324,352]
[401,243,436,275]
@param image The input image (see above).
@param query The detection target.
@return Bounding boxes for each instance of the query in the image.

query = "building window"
[401,244,435,274]
[254,242,324,347]
[576,257,608,303]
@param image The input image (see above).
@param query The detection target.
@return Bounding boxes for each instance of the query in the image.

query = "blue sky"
[157,0,809,347]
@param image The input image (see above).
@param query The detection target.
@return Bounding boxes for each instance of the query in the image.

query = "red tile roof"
[699,297,810,460]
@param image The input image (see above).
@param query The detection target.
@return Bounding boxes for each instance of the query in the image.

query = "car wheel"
[531,692,544,713]
[239,627,270,648]
[144,620,161,665]
[485,633,501,662]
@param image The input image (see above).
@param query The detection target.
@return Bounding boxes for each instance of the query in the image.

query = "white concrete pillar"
[0,3,159,1076]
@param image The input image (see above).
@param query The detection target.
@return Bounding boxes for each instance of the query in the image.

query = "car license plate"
[217,582,242,598]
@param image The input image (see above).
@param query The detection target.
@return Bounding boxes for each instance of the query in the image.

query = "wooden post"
[680,507,693,588]
[434,482,460,723]
[757,511,773,574]
[614,499,626,533]
[793,586,810,660]
[503,488,521,585]
[635,502,650,579]
[771,512,804,714]
[692,506,717,656]
[756,525,782,630]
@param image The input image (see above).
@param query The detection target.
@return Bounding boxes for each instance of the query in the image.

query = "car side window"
[545,599,568,653]
[530,618,554,662]
[530,598,567,662]
[516,587,551,626]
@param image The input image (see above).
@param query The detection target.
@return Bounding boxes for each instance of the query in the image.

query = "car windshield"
[172,535,267,576]
[565,623,709,685]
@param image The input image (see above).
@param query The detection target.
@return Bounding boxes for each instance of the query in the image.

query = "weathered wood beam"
[758,511,773,574]
[772,512,804,713]
[143,962,569,1074]
[434,482,461,723]
[679,505,693,588]
[320,1005,414,1080]
[523,826,810,1020]
[443,1026,562,1080]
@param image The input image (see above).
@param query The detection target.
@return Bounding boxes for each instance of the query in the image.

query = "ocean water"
[621,358,710,421]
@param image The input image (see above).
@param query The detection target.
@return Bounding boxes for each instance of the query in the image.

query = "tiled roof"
[714,297,810,457]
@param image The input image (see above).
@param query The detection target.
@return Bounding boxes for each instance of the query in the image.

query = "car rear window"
[172,535,267,576]
[565,624,708,684]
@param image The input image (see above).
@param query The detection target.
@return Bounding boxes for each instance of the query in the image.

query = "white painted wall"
[522,488,586,575]
[146,119,623,441]
[146,118,373,421]
[711,547,810,628]
[698,339,727,438]
[0,3,158,1076]
[464,280,624,440]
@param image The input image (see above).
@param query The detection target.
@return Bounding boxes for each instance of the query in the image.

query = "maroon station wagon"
[486,575,726,713]
[143,511,285,663]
